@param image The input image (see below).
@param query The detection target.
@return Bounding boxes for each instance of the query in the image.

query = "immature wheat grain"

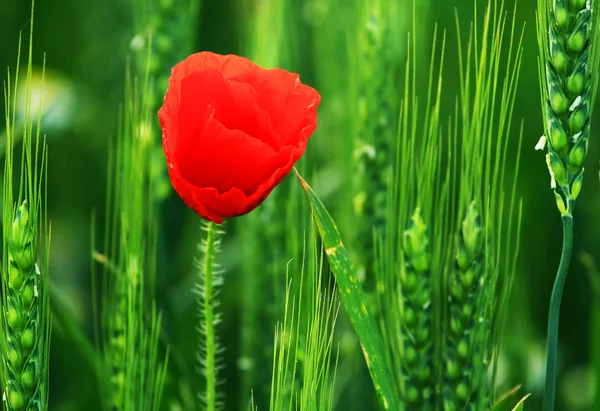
[108,280,127,408]
[3,201,45,411]
[400,207,433,409]
[443,202,486,411]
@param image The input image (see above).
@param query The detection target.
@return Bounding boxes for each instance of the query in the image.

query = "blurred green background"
[1,0,599,410]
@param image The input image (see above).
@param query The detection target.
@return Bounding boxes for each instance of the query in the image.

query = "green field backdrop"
[1,0,599,410]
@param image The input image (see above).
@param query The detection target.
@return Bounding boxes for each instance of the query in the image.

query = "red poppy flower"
[158,52,320,224]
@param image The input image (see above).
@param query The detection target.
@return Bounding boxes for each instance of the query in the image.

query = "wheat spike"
[443,202,487,410]
[400,207,434,409]
[3,202,46,411]
[537,0,600,212]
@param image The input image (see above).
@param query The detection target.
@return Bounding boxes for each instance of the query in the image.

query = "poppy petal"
[158,51,320,223]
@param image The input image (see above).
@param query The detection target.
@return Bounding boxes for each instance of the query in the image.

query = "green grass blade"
[512,394,532,411]
[493,385,525,411]
[295,170,398,411]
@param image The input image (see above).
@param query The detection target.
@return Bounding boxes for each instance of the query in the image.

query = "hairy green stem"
[203,221,216,411]
[543,214,573,411]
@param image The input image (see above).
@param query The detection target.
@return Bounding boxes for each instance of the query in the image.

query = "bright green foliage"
[399,207,433,409]
[93,57,168,411]
[0,1,553,410]
[537,0,600,213]
[1,6,51,410]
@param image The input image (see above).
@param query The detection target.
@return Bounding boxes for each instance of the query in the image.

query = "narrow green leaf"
[492,385,523,411]
[512,394,531,411]
[295,170,399,411]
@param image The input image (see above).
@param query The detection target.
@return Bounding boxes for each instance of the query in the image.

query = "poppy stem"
[202,221,217,411]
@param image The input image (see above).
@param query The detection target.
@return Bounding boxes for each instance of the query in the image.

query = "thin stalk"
[0,123,24,156]
[593,280,600,411]
[543,215,573,411]
[588,252,600,411]
[203,221,217,411]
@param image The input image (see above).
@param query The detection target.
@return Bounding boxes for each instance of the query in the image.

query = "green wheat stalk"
[1,4,51,409]
[375,6,447,406]
[536,0,600,409]
[579,251,600,410]
[443,1,524,408]
[94,53,168,411]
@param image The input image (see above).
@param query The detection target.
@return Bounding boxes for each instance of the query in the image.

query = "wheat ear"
[4,202,45,410]
[400,207,434,409]
[537,0,599,211]
[537,1,600,409]
[443,202,486,410]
